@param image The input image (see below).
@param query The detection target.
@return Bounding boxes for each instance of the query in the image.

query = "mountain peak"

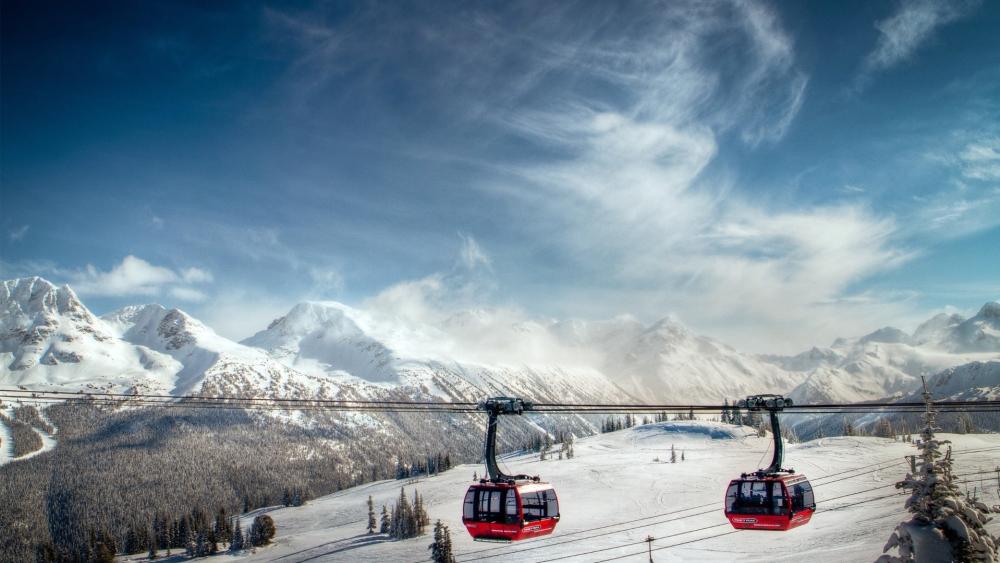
[859,326,910,345]
[976,301,1000,319]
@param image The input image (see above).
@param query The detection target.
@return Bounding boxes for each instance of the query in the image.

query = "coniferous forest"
[0,401,591,562]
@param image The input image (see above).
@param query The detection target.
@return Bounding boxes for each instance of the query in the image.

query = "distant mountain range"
[3,276,999,414]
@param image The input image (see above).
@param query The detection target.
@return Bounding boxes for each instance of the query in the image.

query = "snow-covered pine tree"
[380,505,390,534]
[670,444,676,463]
[722,399,731,424]
[429,520,456,563]
[367,495,377,534]
[877,378,999,562]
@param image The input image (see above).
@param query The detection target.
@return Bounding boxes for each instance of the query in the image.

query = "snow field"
[189,421,1000,563]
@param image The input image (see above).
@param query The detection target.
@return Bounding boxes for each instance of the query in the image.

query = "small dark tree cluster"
[601,414,639,433]
[248,515,276,547]
[385,487,429,540]
[428,520,456,563]
[282,487,307,507]
[395,452,454,480]
[873,417,896,439]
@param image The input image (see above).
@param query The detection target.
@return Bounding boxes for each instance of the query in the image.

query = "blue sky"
[2,0,998,352]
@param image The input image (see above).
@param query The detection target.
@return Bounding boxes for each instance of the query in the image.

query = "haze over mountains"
[3,276,998,413]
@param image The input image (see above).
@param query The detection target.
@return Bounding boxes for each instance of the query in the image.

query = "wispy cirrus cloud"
[856,0,980,89]
[8,225,29,242]
[260,0,933,352]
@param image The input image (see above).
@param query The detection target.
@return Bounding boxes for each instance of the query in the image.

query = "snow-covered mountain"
[762,304,1000,404]
[556,316,808,404]
[4,277,998,412]
[241,301,631,405]
[0,277,179,392]
[916,360,1000,402]
[101,303,334,397]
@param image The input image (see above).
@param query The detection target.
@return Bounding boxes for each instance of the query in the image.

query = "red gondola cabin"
[724,473,815,531]
[463,481,560,542]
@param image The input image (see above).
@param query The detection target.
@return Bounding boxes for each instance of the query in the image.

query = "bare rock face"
[157,310,196,351]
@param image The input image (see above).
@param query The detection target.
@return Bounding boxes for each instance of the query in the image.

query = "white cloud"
[457,233,491,271]
[71,255,213,299]
[959,137,1000,181]
[307,267,345,297]
[8,225,29,242]
[198,290,296,341]
[181,267,214,284]
[858,0,979,86]
[461,2,920,352]
[169,286,208,302]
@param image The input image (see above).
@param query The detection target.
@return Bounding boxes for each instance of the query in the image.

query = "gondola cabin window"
[788,480,815,511]
[464,488,518,524]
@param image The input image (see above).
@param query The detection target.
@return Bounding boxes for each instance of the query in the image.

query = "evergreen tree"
[843,417,855,437]
[380,505,391,534]
[429,520,456,563]
[722,399,731,424]
[732,404,742,427]
[670,444,677,463]
[230,517,244,552]
[877,379,999,562]
[147,526,157,560]
[681,450,685,462]
[367,495,377,534]
[249,515,276,546]
[874,418,896,439]
[215,507,232,546]
[195,531,208,557]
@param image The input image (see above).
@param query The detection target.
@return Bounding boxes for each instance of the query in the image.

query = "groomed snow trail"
[0,404,59,465]
[180,421,1000,563]
[0,414,13,465]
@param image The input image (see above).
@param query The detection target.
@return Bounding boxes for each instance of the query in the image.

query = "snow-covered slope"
[914,361,1000,402]
[201,421,1000,563]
